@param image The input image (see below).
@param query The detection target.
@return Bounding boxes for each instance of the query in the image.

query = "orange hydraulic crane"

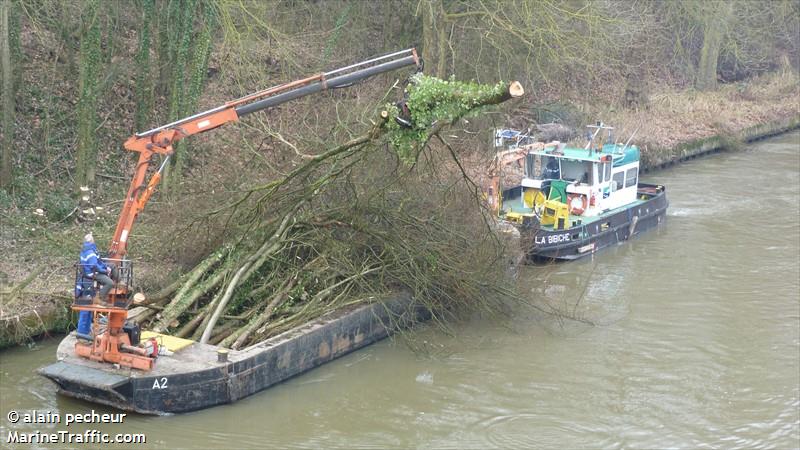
[110,48,419,261]
[72,49,421,370]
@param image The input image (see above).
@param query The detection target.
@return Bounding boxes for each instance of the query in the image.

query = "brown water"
[2,132,799,449]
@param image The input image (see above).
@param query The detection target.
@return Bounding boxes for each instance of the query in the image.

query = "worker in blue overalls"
[80,233,117,303]
[76,234,117,337]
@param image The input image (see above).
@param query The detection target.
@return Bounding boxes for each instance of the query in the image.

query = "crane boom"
[109,49,420,259]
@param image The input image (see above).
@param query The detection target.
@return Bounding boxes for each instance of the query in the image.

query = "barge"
[37,49,428,414]
[493,123,668,260]
[39,293,425,414]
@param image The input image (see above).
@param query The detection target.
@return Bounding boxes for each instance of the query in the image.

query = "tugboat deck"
[502,194,650,229]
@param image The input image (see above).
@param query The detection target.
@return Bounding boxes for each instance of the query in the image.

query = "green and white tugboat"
[490,122,668,261]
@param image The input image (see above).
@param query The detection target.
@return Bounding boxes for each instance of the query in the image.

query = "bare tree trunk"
[695,2,731,91]
[696,22,722,90]
[421,0,447,78]
[169,0,212,197]
[162,0,196,195]
[134,0,155,130]
[0,0,13,189]
[75,0,102,191]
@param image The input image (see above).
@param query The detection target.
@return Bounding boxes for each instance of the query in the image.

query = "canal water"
[2,132,798,448]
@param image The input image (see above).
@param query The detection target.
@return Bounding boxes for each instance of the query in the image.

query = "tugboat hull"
[523,184,668,261]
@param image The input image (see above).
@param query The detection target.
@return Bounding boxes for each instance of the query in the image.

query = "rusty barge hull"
[39,293,424,414]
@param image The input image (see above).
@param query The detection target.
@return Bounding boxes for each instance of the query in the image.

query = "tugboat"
[490,122,668,261]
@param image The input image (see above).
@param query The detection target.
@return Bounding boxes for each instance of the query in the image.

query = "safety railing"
[72,257,134,307]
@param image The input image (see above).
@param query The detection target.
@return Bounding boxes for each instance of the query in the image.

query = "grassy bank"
[601,70,800,170]
[640,114,800,172]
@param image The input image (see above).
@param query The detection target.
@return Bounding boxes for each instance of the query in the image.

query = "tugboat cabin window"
[625,167,638,188]
[611,171,625,192]
[603,162,611,182]
[560,159,592,184]
[528,155,564,180]
[527,155,558,180]
[527,154,593,184]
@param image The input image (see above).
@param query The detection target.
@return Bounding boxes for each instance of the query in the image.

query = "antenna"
[621,126,640,153]
[585,121,614,150]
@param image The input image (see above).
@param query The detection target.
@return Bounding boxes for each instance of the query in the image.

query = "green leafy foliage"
[386,75,508,163]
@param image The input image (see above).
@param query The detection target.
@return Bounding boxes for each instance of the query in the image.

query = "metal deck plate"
[39,361,129,389]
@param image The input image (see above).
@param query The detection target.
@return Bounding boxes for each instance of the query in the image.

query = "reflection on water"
[520,253,636,332]
[1,132,799,448]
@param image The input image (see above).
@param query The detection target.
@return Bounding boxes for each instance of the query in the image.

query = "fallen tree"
[141,75,525,348]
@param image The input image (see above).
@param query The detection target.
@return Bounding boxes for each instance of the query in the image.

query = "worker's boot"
[93,295,110,308]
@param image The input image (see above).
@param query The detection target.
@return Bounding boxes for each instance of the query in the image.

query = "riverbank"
[0,296,70,349]
[603,70,800,171]
[641,114,800,172]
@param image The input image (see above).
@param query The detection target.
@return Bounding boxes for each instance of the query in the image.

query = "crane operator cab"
[73,251,135,339]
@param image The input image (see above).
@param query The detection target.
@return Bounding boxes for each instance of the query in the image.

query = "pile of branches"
[138,75,524,349]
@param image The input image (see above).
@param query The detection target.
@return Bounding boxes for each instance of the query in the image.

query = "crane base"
[71,303,156,371]
[74,335,155,371]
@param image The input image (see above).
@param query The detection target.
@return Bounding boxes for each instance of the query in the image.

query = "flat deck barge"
[40,294,424,414]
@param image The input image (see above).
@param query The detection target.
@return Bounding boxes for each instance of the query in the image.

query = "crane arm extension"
[234,52,419,116]
[108,49,420,259]
[124,49,419,154]
[108,150,170,259]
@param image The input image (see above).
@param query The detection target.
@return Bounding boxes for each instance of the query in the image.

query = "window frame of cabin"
[625,167,638,188]
[561,159,592,184]
[611,171,625,192]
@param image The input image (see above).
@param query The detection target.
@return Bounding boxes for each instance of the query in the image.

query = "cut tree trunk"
[0,0,13,188]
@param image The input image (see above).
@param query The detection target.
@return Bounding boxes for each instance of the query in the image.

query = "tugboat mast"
[585,121,615,150]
